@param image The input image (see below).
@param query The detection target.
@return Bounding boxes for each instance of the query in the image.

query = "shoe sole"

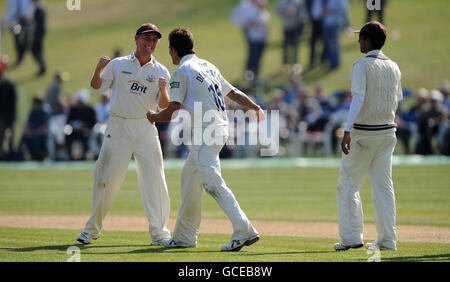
[225,235,260,252]
[76,238,90,245]
[76,235,98,245]
[334,243,363,251]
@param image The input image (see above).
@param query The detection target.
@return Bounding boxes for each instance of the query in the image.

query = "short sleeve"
[169,68,187,104]
[350,60,367,97]
[219,73,234,97]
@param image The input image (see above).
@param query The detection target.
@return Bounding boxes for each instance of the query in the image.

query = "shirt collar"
[366,49,384,57]
[130,52,155,66]
[179,54,196,65]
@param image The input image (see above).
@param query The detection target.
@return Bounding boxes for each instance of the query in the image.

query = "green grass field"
[1,227,448,262]
[0,163,449,262]
[0,0,449,144]
[0,0,449,263]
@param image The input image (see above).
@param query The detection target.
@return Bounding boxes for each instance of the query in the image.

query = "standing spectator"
[322,0,348,70]
[231,0,270,82]
[366,0,388,24]
[276,0,308,68]
[308,0,325,70]
[30,0,46,76]
[20,96,48,160]
[0,56,17,160]
[66,89,96,160]
[5,0,32,66]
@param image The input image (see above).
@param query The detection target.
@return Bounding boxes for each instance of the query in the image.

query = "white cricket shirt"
[90,52,170,119]
[169,54,234,129]
[351,50,403,126]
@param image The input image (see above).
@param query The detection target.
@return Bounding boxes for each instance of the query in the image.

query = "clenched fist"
[158,77,167,91]
[96,56,111,71]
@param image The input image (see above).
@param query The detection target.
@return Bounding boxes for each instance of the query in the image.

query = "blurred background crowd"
[0,0,449,162]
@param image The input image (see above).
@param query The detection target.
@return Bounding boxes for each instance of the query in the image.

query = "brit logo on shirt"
[128,80,147,95]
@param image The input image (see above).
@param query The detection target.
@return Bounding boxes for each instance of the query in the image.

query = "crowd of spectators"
[1,68,449,163]
[1,0,449,161]
[231,0,352,84]
[0,56,111,161]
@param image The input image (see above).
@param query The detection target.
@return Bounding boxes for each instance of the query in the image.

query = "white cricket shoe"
[76,231,99,245]
[221,234,260,252]
[333,242,364,251]
[366,242,396,251]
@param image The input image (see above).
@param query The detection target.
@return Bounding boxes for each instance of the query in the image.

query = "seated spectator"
[89,90,110,159]
[20,96,48,161]
[66,89,96,160]
[395,89,413,154]
[439,80,450,111]
[47,100,68,161]
[282,73,306,106]
[416,90,447,155]
[327,89,351,153]
[314,84,333,116]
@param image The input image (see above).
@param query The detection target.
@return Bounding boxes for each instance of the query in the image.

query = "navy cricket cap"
[136,23,162,38]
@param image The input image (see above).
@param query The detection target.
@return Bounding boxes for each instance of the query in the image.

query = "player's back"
[354,54,402,126]
[175,54,234,128]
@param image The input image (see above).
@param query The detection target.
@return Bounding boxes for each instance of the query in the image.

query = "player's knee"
[200,170,224,196]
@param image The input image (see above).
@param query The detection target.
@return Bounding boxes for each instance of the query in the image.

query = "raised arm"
[158,77,170,109]
[90,56,111,89]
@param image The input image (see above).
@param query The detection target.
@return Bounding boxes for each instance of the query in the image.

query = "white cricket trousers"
[83,115,171,241]
[337,132,397,250]
[172,140,258,246]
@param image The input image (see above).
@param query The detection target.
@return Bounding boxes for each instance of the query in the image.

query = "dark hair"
[169,28,195,57]
[359,21,387,50]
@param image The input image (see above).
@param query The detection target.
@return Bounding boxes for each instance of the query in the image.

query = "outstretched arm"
[226,88,265,122]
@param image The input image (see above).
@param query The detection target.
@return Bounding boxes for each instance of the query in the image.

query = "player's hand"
[255,106,265,122]
[158,77,167,91]
[96,56,111,71]
[146,110,156,124]
[341,131,351,155]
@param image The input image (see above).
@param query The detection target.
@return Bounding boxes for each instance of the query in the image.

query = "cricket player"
[147,28,264,251]
[334,21,402,251]
[77,23,172,246]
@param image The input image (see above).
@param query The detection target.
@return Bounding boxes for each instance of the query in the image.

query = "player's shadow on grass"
[0,244,148,253]
[381,253,450,262]
[237,250,335,257]
[126,248,334,256]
